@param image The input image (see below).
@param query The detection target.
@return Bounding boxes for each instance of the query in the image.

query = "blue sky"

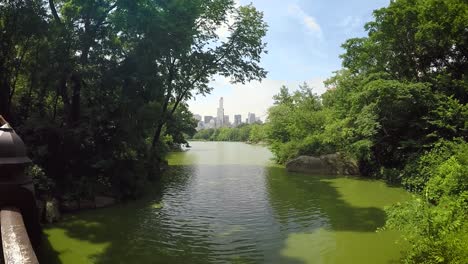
[189,0,390,121]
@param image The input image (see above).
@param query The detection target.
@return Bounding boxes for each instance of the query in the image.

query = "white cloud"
[188,76,327,121]
[338,16,363,33]
[287,4,322,38]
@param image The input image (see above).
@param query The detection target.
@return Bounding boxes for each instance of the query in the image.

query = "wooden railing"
[0,208,38,264]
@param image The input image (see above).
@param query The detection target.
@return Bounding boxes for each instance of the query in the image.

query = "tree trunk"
[152,122,164,149]
[150,59,176,150]
[70,73,81,125]
[0,79,11,120]
[23,69,36,121]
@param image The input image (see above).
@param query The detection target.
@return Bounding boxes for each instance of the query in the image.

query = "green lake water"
[41,142,410,263]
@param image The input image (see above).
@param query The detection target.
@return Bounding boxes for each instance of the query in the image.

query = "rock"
[79,199,96,210]
[95,196,115,208]
[286,156,328,174]
[60,199,79,212]
[321,153,359,175]
[286,153,359,175]
[45,198,61,223]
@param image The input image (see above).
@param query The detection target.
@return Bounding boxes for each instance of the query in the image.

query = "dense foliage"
[265,83,332,163]
[191,123,265,142]
[0,0,267,200]
[263,0,467,262]
[385,140,468,263]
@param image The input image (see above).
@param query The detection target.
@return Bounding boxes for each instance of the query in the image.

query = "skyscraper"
[217,97,224,128]
[234,115,242,127]
[204,116,214,124]
[248,112,256,124]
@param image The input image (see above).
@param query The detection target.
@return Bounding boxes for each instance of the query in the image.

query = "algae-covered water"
[41,142,409,263]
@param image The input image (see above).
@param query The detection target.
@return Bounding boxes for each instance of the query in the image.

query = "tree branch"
[151,56,177,147]
[49,0,62,24]
[9,37,31,104]
[95,2,118,29]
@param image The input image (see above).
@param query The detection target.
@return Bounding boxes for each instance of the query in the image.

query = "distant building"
[194,98,259,129]
[204,116,214,124]
[217,97,224,128]
[234,115,242,127]
[196,120,205,131]
[207,119,216,129]
[248,112,256,124]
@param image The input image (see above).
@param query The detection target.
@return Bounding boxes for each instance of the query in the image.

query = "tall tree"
[0,0,45,121]
[146,0,268,150]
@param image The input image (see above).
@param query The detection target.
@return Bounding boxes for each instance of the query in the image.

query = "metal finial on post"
[0,115,7,125]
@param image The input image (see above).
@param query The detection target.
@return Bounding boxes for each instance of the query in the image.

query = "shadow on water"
[264,167,406,264]
[40,163,404,264]
[265,167,387,232]
[39,165,216,264]
[37,234,61,264]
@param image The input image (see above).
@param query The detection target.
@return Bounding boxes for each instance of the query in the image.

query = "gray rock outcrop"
[286,153,359,175]
[95,196,115,208]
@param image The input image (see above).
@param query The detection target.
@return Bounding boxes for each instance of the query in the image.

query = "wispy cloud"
[287,4,322,38]
[338,16,363,34]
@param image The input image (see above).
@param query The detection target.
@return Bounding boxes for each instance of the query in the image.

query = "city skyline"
[193,96,267,123]
[195,97,262,130]
[188,0,389,126]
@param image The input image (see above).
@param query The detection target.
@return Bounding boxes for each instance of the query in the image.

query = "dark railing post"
[0,116,41,264]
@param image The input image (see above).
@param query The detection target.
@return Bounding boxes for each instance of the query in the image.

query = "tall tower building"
[217,97,224,128]
[248,112,256,124]
[234,115,242,127]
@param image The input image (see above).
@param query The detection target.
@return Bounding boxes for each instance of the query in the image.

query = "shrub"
[385,140,468,263]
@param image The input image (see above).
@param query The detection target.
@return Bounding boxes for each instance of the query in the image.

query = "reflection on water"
[41,142,409,264]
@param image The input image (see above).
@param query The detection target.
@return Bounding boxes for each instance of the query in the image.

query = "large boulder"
[79,199,96,210]
[286,153,359,175]
[60,199,79,212]
[286,156,327,174]
[95,196,115,208]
